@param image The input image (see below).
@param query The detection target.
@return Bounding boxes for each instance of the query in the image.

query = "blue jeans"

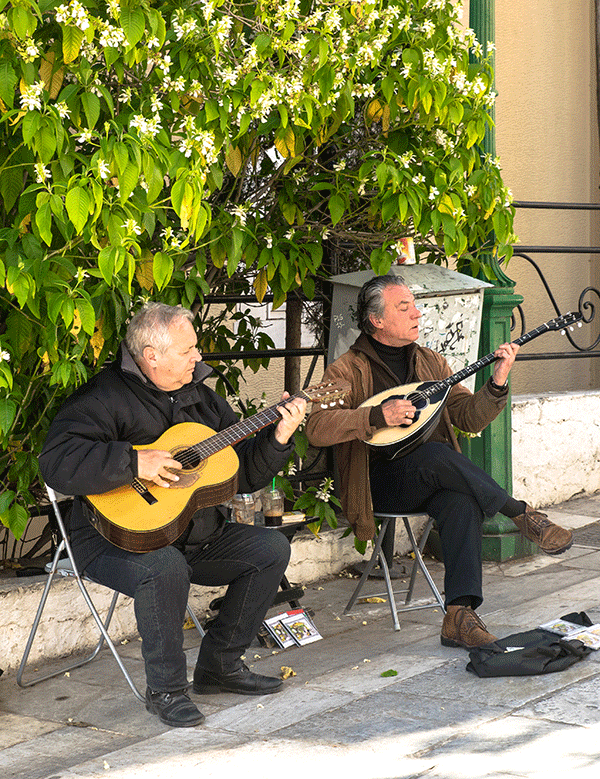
[82,523,291,692]
[370,441,508,609]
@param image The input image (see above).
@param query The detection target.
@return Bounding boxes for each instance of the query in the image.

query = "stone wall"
[512,390,600,507]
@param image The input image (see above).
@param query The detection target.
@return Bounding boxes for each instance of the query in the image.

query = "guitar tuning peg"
[339,399,344,405]
[329,401,336,407]
[560,329,566,335]
[578,321,583,327]
[320,403,328,409]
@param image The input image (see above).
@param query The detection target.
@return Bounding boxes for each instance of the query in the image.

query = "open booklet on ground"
[539,619,600,650]
[263,609,323,648]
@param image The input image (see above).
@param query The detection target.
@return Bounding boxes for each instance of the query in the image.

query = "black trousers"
[369,442,509,609]
[82,523,291,692]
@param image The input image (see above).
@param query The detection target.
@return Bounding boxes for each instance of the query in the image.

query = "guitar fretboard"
[176,389,312,465]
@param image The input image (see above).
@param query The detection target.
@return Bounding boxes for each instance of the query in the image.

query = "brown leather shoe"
[441,605,498,649]
[511,505,573,555]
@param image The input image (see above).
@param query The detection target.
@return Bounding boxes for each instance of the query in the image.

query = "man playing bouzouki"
[40,302,306,728]
[306,274,572,650]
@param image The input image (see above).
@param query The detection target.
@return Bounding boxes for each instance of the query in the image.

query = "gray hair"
[356,274,407,335]
[126,302,194,360]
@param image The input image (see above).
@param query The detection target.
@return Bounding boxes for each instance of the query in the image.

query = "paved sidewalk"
[2,493,600,779]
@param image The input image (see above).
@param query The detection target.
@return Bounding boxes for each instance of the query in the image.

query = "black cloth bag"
[466,611,593,678]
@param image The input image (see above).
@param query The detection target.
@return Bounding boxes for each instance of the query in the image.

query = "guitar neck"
[191,391,307,460]
[426,323,552,397]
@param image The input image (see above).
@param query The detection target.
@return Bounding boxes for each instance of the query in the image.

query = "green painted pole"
[464,1,536,561]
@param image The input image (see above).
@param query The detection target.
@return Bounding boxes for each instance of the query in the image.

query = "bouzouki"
[359,311,583,460]
[85,381,350,553]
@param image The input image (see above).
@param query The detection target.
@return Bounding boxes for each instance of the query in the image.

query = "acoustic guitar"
[359,311,583,460]
[85,381,350,553]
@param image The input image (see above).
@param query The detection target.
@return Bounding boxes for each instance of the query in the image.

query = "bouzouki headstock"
[299,381,351,409]
[543,311,583,332]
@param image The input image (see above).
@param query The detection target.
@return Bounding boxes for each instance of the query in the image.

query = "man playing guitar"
[306,273,572,650]
[40,302,306,727]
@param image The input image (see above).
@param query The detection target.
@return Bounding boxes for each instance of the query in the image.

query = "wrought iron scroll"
[509,250,600,357]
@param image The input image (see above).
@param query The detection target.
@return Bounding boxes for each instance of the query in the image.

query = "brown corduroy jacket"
[305,334,508,541]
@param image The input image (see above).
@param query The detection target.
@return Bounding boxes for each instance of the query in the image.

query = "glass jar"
[231,493,256,524]
[261,487,284,527]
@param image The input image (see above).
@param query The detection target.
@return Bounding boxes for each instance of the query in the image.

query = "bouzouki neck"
[421,312,583,399]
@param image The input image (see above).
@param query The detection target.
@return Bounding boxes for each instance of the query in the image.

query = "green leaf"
[76,297,96,335]
[9,6,35,39]
[1,502,29,539]
[328,194,345,226]
[381,669,398,678]
[0,397,17,435]
[65,186,91,233]
[36,201,53,246]
[118,163,140,202]
[81,91,100,129]
[121,8,145,47]
[153,251,173,291]
[62,25,85,64]
[21,111,41,145]
[0,165,23,212]
[0,62,18,107]
[98,246,116,285]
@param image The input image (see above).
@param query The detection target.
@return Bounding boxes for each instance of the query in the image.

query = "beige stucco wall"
[495,0,600,394]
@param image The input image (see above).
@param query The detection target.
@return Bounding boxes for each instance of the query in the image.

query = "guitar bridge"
[132,478,158,506]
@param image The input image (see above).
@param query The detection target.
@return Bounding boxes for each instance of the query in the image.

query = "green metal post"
[465,1,537,561]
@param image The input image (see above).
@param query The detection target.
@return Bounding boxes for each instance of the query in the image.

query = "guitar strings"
[146,384,342,472]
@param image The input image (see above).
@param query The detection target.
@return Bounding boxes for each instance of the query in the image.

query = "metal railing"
[510,200,600,360]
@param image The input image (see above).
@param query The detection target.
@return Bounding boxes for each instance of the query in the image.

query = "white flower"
[34,162,51,183]
[265,235,273,248]
[232,204,249,226]
[333,160,346,172]
[122,219,142,235]
[20,81,44,111]
[56,102,71,118]
[428,187,439,201]
[97,159,110,179]
[0,349,10,363]
[147,36,160,49]
[315,477,335,502]
[78,129,93,143]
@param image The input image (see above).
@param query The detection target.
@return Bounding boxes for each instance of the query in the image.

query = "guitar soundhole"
[171,446,205,473]
[175,449,202,470]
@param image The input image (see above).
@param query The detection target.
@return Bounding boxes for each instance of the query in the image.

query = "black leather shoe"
[193,664,284,696]
[145,687,205,727]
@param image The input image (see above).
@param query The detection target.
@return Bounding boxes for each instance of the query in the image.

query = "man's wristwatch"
[489,377,508,391]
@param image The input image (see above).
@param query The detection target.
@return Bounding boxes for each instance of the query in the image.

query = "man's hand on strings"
[274,392,307,445]
[381,398,417,426]
[492,342,520,387]
[137,449,183,487]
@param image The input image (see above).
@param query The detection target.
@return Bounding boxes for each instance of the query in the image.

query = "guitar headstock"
[545,311,584,332]
[302,381,351,409]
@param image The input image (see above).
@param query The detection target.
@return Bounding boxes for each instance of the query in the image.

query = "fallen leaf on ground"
[280,665,296,679]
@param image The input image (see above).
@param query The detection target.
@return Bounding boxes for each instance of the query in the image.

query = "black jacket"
[39,344,293,570]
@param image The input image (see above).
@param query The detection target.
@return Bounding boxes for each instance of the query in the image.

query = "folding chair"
[344,513,446,631]
[17,486,205,702]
